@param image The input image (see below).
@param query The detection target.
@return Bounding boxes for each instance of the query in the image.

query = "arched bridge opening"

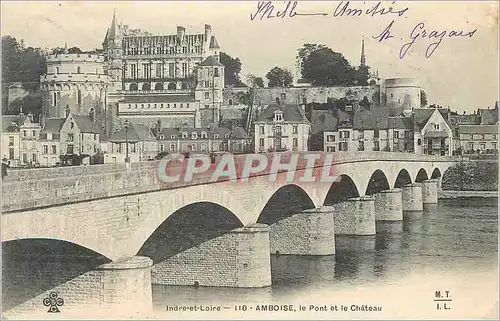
[257,184,315,225]
[323,174,360,205]
[137,202,244,264]
[431,168,442,179]
[2,239,110,311]
[415,168,429,183]
[394,169,412,188]
[365,170,391,195]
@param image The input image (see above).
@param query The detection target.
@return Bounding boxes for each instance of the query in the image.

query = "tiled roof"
[353,107,390,130]
[200,55,224,67]
[459,125,499,134]
[388,116,414,130]
[41,118,65,133]
[109,123,156,142]
[479,108,498,125]
[311,110,338,133]
[1,115,21,132]
[256,104,309,123]
[120,95,196,104]
[209,36,220,49]
[72,115,101,133]
[413,108,451,129]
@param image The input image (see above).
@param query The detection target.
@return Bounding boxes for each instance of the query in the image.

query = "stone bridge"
[1,152,460,316]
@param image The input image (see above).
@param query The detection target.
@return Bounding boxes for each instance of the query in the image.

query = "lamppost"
[124,120,130,163]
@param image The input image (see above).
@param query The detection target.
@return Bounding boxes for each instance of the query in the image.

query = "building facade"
[1,116,21,167]
[458,125,498,154]
[254,104,311,152]
[102,12,224,130]
[104,122,158,163]
[19,114,41,165]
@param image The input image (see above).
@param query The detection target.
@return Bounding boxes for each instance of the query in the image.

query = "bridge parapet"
[2,152,459,213]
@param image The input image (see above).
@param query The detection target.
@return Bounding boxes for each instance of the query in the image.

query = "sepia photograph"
[1,1,499,319]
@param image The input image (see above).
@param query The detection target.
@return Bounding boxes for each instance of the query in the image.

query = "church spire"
[108,9,118,39]
[360,36,366,67]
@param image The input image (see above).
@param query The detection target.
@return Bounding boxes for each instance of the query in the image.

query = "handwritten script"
[250,1,478,59]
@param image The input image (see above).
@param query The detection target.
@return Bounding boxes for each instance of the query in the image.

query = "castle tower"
[360,36,366,68]
[102,10,123,92]
[195,56,225,127]
[40,52,110,133]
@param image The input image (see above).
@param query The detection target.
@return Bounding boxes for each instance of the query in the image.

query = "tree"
[266,67,293,87]
[68,47,83,54]
[302,48,354,86]
[246,74,264,87]
[220,52,245,87]
[359,96,370,108]
[421,90,428,107]
[355,65,370,86]
[296,43,327,78]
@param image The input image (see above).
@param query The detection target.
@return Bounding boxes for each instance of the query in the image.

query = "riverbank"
[439,190,498,199]
[441,161,498,191]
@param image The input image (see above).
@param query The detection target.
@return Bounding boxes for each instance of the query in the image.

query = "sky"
[1,1,499,113]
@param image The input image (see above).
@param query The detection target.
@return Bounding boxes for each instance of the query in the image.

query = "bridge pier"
[333,196,376,236]
[401,183,423,212]
[3,255,153,317]
[374,188,403,221]
[422,179,439,205]
[269,206,335,256]
[152,223,271,288]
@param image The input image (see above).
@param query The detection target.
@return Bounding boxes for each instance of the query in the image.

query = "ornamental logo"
[43,291,64,313]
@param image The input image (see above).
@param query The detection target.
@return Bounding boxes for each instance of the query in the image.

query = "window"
[214,67,219,77]
[170,135,176,139]
[94,145,97,153]
[374,129,379,138]
[191,144,197,152]
[404,131,410,139]
[481,134,485,140]
[192,132,197,139]
[168,63,175,77]
[275,126,282,135]
[434,124,440,130]
[373,141,380,151]
[52,145,57,154]
[204,105,209,109]
[23,130,27,137]
[53,92,57,106]
[55,67,59,74]
[22,154,27,163]
[181,132,187,139]
[492,142,497,150]
[94,133,98,140]
[169,144,176,152]
[67,133,74,142]
[394,131,399,139]
[229,99,233,105]
[77,90,82,104]
[67,145,74,154]
[293,138,298,147]
[43,145,48,154]
[174,104,177,108]
[131,65,137,79]
[204,92,210,99]
[339,142,348,151]
[156,64,162,78]
[339,131,350,139]
[8,136,14,146]
[480,143,486,150]
[326,134,335,142]
[182,63,188,77]
[77,66,81,74]
[293,125,298,134]
[274,113,283,121]
[259,138,265,147]
[214,134,219,139]
[9,148,14,159]
[359,140,364,151]
[201,132,207,139]
[32,153,37,162]
[417,138,422,146]
[143,63,151,78]
[70,122,74,129]
[201,143,207,151]
[326,146,335,152]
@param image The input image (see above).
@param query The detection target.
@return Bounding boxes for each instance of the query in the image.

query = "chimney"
[204,24,212,42]
[89,108,95,123]
[177,26,185,40]
[65,105,70,118]
[39,113,46,129]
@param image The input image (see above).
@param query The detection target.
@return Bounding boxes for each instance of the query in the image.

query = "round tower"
[40,52,110,131]
[384,78,421,112]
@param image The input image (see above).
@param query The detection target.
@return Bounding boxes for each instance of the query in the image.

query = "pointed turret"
[209,35,220,49]
[108,9,119,39]
[360,36,366,67]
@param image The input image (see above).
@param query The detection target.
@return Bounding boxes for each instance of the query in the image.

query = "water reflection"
[151,198,498,311]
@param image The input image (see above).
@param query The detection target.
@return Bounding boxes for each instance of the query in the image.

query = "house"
[1,115,22,167]
[155,126,250,155]
[254,103,311,152]
[59,109,101,165]
[19,113,41,165]
[413,108,453,156]
[38,118,65,167]
[104,122,158,163]
[458,125,498,154]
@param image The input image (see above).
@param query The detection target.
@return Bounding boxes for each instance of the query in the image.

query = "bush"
[442,161,498,191]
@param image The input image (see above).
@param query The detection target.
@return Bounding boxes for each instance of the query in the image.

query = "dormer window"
[214,134,219,139]
[159,134,165,139]
[225,134,230,139]
[191,132,197,139]
[171,135,176,139]
[274,111,283,122]
[182,132,187,139]
[201,131,207,139]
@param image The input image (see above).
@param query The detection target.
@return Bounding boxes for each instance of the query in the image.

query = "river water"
[152,197,499,320]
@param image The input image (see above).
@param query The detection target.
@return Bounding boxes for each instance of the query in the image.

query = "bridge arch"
[431,168,442,179]
[323,174,360,205]
[256,184,315,225]
[136,202,243,264]
[365,169,391,195]
[415,168,429,182]
[394,169,412,188]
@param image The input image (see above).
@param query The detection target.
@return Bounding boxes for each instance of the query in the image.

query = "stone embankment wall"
[442,161,498,191]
